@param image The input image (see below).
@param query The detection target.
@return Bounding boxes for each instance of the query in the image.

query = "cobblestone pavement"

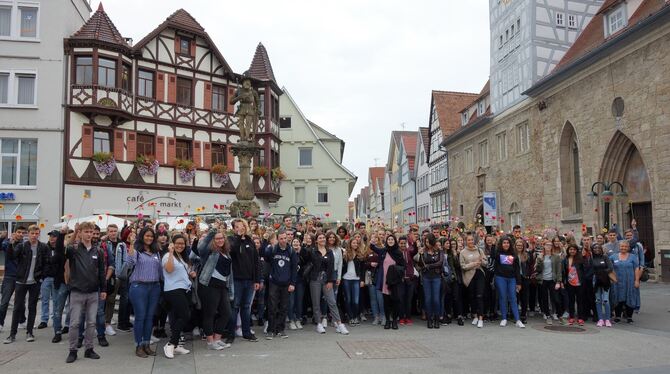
[1,283,669,374]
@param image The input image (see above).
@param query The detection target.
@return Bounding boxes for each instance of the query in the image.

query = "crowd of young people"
[0,216,646,363]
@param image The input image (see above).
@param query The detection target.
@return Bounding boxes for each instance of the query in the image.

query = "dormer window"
[606,5,627,36]
[461,112,469,126]
[477,101,486,116]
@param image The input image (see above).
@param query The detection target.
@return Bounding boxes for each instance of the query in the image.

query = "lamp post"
[587,181,628,230]
[287,205,305,223]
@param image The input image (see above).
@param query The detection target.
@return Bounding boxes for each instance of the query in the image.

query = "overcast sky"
[97,0,491,199]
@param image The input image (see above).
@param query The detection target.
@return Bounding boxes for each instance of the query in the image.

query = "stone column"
[230,140,261,217]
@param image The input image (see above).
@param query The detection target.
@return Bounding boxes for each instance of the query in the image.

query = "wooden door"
[631,202,654,266]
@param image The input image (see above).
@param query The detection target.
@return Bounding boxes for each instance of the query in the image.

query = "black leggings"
[199,282,231,337]
[382,285,401,321]
[518,278,530,318]
[466,271,485,317]
[164,288,191,345]
[539,280,562,317]
[566,284,585,320]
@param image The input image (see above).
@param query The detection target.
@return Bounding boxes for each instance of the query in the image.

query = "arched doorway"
[598,131,653,265]
[559,122,582,217]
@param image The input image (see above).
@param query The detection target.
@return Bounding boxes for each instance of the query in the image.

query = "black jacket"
[8,240,49,284]
[308,247,336,283]
[44,233,66,288]
[228,234,261,282]
[562,257,586,287]
[492,248,522,283]
[341,256,364,280]
[66,242,106,293]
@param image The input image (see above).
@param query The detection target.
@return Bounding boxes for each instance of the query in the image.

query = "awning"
[0,203,41,221]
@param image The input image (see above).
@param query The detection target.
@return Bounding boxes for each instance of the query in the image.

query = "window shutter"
[167,74,177,104]
[156,72,165,102]
[203,82,212,110]
[189,39,196,57]
[126,131,137,161]
[167,137,177,165]
[114,130,125,161]
[194,141,202,168]
[203,142,212,169]
[226,145,234,171]
[156,136,165,164]
[82,124,93,158]
[174,36,181,55]
[227,86,235,113]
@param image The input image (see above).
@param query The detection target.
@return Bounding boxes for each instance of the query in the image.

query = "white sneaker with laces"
[316,323,326,334]
[175,345,191,354]
[295,320,303,329]
[105,325,116,336]
[216,340,231,349]
[288,321,297,330]
[336,323,349,335]
[500,320,508,327]
[515,320,525,328]
[207,342,224,350]
[164,343,175,359]
[472,317,478,325]
[477,320,484,328]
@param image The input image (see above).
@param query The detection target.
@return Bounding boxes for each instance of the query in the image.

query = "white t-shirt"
[343,259,359,280]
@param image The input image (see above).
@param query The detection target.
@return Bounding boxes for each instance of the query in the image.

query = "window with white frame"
[479,140,489,167]
[317,186,328,204]
[461,111,469,126]
[294,186,305,204]
[568,14,577,29]
[556,12,565,27]
[0,70,36,106]
[517,122,530,153]
[606,6,626,36]
[93,130,111,154]
[299,147,312,167]
[465,147,473,172]
[0,1,39,39]
[1,138,37,186]
[509,202,521,230]
[497,131,507,161]
[477,100,485,116]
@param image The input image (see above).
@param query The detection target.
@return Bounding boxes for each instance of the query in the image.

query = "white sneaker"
[477,320,484,328]
[215,340,231,349]
[288,321,297,330]
[18,322,26,330]
[105,325,116,336]
[321,318,328,327]
[163,343,175,359]
[552,314,559,321]
[380,316,386,326]
[175,345,190,354]
[316,323,326,334]
[150,335,160,344]
[295,321,303,330]
[500,320,508,327]
[262,322,268,334]
[371,316,380,325]
[516,320,525,328]
[471,317,478,326]
[207,342,224,350]
[192,327,201,336]
[360,314,367,321]
[336,323,349,335]
[235,327,243,337]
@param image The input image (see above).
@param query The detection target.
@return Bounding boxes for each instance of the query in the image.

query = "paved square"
[337,339,433,359]
[0,351,28,365]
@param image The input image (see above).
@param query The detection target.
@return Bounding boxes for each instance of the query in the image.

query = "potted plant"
[252,166,268,178]
[174,158,196,183]
[211,163,230,185]
[271,167,286,190]
[135,154,159,176]
[92,152,116,176]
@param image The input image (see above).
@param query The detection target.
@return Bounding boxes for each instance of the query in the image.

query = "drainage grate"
[545,325,586,333]
[531,323,598,334]
[337,339,433,359]
[0,351,28,365]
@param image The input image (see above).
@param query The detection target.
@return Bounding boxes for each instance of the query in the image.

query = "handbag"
[640,267,650,282]
[385,264,404,286]
[118,252,138,282]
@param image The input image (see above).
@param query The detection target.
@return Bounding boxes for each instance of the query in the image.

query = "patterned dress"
[610,253,640,308]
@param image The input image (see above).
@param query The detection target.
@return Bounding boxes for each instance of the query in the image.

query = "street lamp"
[587,181,628,230]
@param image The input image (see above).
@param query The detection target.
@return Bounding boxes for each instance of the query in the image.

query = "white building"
[489,0,603,114]
[277,89,356,223]
[398,131,417,232]
[414,127,431,231]
[0,0,91,240]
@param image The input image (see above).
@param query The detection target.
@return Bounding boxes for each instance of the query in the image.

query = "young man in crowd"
[65,222,107,363]
[264,231,298,339]
[4,225,49,344]
[0,225,27,332]
[102,223,128,336]
[42,229,68,343]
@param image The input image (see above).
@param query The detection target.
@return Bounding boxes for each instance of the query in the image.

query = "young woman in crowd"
[460,234,486,328]
[482,234,498,322]
[492,236,524,328]
[288,237,306,330]
[591,244,614,327]
[325,231,344,324]
[253,235,269,327]
[307,233,349,335]
[341,238,364,326]
[515,238,533,324]
[365,231,385,326]
[563,244,586,326]
[610,240,641,323]
[445,237,465,326]
[372,234,406,330]
[127,227,162,358]
[415,233,443,329]
[197,228,232,351]
[535,239,564,325]
[161,234,194,358]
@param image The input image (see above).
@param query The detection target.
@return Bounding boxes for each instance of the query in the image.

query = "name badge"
[92,255,98,259]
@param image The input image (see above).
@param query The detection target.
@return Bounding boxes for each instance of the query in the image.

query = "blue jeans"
[368,287,385,318]
[594,287,611,321]
[40,277,54,323]
[230,280,255,337]
[495,275,520,321]
[342,279,360,320]
[128,282,161,346]
[422,277,442,318]
[52,283,68,333]
[288,282,305,321]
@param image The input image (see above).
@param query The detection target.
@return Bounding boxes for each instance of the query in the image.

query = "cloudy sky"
[97,0,491,198]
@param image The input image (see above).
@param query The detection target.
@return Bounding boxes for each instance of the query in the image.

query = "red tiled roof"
[556,0,669,70]
[70,3,129,47]
[165,9,205,33]
[246,43,277,82]
[431,91,478,138]
[368,167,385,193]
[419,127,430,154]
[400,132,418,173]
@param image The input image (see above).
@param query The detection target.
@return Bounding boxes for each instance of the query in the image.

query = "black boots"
[434,317,440,329]
[391,319,399,330]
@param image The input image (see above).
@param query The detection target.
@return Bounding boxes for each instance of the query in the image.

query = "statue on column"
[230,77,261,143]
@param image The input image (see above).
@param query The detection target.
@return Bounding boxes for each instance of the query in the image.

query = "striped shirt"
[127,250,162,283]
